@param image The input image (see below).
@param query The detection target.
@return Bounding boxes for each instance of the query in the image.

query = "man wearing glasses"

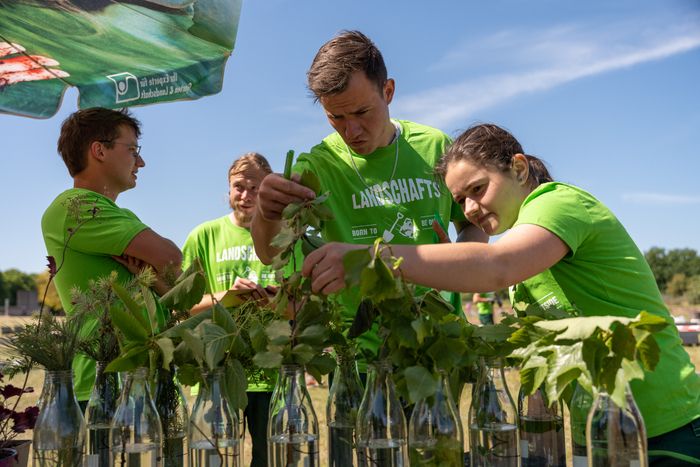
[41,107,182,406]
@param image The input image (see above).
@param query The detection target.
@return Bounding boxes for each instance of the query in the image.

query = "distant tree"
[2,268,36,306]
[0,270,6,303]
[34,270,63,313]
[687,276,700,305]
[645,247,700,291]
[667,273,688,297]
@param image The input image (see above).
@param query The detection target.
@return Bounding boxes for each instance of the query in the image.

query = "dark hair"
[307,30,387,100]
[436,123,553,187]
[57,107,141,176]
[228,152,272,181]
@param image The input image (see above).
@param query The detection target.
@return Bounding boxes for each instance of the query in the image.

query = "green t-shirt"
[510,182,700,437]
[294,120,465,359]
[182,215,278,391]
[476,292,495,315]
[42,188,149,401]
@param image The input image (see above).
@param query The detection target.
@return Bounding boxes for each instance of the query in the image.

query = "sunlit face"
[444,159,529,236]
[319,71,396,155]
[229,167,267,227]
[102,125,144,193]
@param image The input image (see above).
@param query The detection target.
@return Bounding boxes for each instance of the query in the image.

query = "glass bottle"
[33,369,86,467]
[569,382,593,467]
[188,368,240,467]
[586,384,648,467]
[85,361,120,467]
[154,366,189,467]
[408,369,464,467]
[517,385,565,467]
[327,352,365,467]
[356,360,408,466]
[469,357,519,467]
[110,367,163,467]
[268,364,320,467]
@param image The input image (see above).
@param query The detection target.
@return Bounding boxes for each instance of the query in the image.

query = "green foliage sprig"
[251,169,342,383]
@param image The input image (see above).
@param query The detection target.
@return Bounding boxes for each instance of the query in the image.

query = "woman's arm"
[303,224,569,295]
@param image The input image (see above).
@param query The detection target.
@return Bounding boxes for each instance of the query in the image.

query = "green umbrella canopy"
[0,0,242,118]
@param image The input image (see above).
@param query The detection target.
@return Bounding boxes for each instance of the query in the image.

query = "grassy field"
[2,313,700,466]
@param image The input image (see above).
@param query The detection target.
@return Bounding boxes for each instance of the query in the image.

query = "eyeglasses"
[100,140,141,157]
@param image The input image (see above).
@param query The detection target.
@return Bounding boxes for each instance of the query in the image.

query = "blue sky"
[1,0,699,274]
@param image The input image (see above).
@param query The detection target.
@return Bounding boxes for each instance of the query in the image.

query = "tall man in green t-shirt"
[42,108,182,404]
[182,152,277,467]
[251,30,486,360]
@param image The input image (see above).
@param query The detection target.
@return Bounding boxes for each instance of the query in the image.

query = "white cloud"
[622,192,700,205]
[394,15,700,129]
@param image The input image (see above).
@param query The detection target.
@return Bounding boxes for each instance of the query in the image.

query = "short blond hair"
[228,152,272,181]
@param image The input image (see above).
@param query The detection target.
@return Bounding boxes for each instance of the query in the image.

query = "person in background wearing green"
[472,291,502,325]
[182,152,277,467]
[302,123,700,465]
[251,30,486,368]
[42,107,182,407]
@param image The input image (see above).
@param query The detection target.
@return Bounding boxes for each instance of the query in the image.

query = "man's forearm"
[251,211,283,265]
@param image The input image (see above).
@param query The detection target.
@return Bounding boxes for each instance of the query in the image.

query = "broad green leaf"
[175,364,200,387]
[291,343,316,364]
[213,305,237,334]
[635,332,661,371]
[249,322,268,351]
[427,337,464,371]
[519,355,548,396]
[631,311,669,333]
[343,248,372,288]
[621,358,644,382]
[404,365,437,404]
[281,202,302,219]
[474,323,517,343]
[160,309,212,338]
[105,345,148,372]
[253,351,284,369]
[112,281,150,332]
[535,316,633,341]
[394,320,418,348]
[265,320,292,346]
[155,338,175,370]
[140,284,158,334]
[611,324,636,361]
[109,306,148,342]
[581,336,609,383]
[225,359,248,411]
[180,328,204,365]
[271,229,298,250]
[309,352,337,375]
[411,318,430,345]
[297,324,328,346]
[160,269,207,311]
[418,291,454,317]
[201,322,231,371]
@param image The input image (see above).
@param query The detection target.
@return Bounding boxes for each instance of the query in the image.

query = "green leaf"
[180,328,204,365]
[291,343,316,364]
[411,318,430,345]
[535,316,633,341]
[160,309,212,338]
[282,202,302,219]
[635,331,661,371]
[611,324,636,360]
[155,338,175,370]
[253,351,284,369]
[342,248,372,288]
[404,365,437,404]
[249,321,268,352]
[297,324,328,346]
[474,323,516,343]
[348,299,377,339]
[159,269,206,312]
[265,320,291,346]
[175,364,200,387]
[112,281,150,332]
[630,311,669,333]
[212,304,237,334]
[271,229,297,250]
[105,345,148,372]
[141,284,158,334]
[225,359,248,411]
[427,337,464,371]
[201,322,231,371]
[109,306,149,342]
[519,355,548,396]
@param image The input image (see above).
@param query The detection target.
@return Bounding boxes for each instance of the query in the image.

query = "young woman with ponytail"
[303,123,700,463]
